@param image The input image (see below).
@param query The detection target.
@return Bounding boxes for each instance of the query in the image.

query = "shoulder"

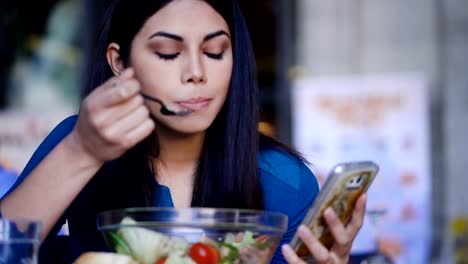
[258,148,319,212]
[258,148,313,191]
[258,147,319,258]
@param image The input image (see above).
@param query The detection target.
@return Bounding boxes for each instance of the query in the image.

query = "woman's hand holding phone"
[65,68,155,164]
[281,194,367,264]
[282,161,378,263]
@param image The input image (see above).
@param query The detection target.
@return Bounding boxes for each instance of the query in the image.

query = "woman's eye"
[204,52,224,60]
[155,52,180,60]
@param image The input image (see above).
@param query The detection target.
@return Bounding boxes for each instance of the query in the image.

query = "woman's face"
[129,0,232,134]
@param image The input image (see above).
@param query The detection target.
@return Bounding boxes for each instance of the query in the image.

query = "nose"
[182,53,206,84]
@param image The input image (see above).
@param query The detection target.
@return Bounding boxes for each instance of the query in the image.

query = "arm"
[0,129,102,240]
[0,69,154,240]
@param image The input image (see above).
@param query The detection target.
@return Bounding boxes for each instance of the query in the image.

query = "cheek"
[210,58,233,95]
[130,50,177,95]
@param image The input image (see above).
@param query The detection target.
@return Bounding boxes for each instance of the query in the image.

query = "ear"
[106,43,125,76]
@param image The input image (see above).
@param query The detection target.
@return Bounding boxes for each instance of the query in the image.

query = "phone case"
[289,161,379,258]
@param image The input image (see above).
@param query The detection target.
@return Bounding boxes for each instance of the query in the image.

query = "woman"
[0,0,366,263]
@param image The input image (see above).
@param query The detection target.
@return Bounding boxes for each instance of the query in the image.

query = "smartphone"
[289,161,379,258]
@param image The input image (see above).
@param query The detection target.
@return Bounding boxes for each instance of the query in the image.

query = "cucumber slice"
[108,231,133,256]
[220,243,240,262]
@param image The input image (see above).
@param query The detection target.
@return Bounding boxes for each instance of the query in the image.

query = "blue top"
[2,116,319,263]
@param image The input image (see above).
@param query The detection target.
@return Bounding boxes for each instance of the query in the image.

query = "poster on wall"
[0,111,72,197]
[292,74,431,264]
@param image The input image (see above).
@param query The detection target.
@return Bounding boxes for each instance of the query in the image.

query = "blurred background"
[1,0,468,263]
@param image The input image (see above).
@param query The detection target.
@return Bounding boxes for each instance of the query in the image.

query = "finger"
[281,244,305,264]
[103,105,151,142]
[85,92,144,134]
[100,77,140,107]
[97,69,139,107]
[323,208,351,257]
[98,93,144,126]
[86,68,133,97]
[102,68,134,90]
[121,118,155,148]
[346,194,367,238]
[112,68,134,86]
[296,225,331,263]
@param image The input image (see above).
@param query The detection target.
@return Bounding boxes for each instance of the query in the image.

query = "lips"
[177,97,212,111]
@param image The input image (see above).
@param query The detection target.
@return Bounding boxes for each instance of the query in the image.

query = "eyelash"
[155,52,224,60]
[156,52,179,60]
[204,52,224,60]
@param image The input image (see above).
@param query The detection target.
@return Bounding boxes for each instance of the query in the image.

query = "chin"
[157,116,215,135]
[172,124,211,135]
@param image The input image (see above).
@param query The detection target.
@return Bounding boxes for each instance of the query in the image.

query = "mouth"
[177,97,212,111]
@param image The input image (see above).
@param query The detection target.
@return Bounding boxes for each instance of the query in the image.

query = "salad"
[106,217,274,264]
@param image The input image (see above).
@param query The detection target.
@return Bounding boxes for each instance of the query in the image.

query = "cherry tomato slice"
[208,244,221,262]
[188,242,221,264]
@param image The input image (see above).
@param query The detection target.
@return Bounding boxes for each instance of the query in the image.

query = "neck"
[153,123,205,179]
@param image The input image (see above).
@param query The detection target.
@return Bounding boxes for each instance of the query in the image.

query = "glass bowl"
[97,207,288,264]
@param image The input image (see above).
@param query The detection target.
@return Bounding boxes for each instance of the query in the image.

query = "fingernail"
[298,225,310,237]
[324,208,334,218]
[281,244,293,258]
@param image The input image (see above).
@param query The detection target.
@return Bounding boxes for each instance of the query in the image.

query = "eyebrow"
[204,30,230,41]
[148,31,183,42]
[148,30,230,42]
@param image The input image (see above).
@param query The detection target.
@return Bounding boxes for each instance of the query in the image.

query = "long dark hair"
[83,0,264,209]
